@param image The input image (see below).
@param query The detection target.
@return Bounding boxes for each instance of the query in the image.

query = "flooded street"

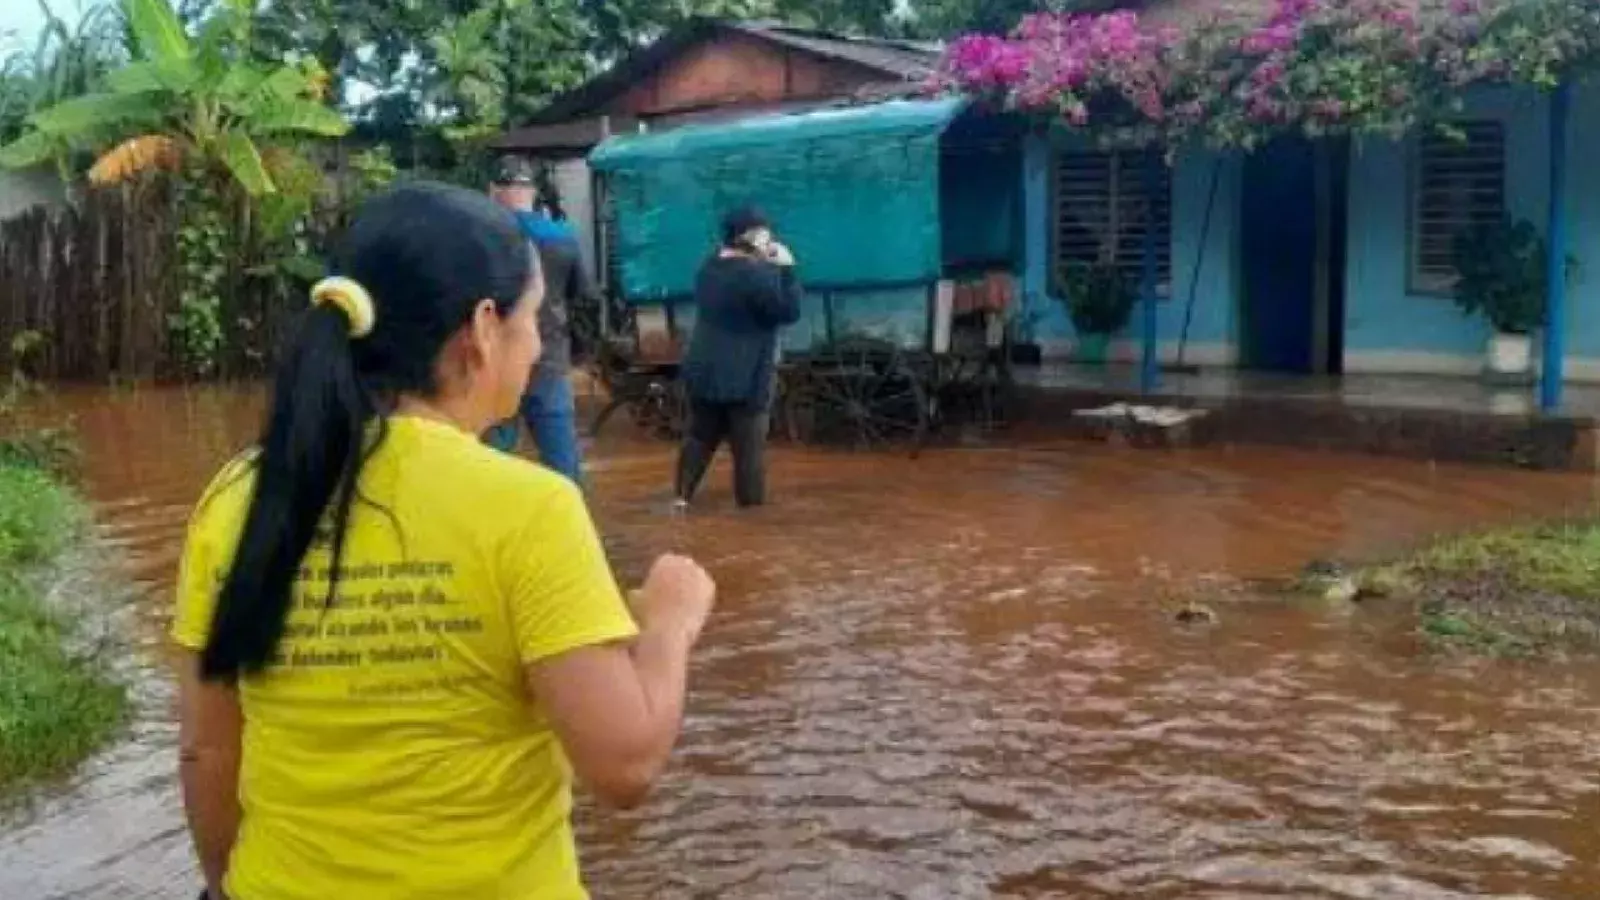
[6,385,1600,898]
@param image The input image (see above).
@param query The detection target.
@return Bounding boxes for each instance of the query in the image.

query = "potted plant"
[1057,261,1136,365]
[1451,216,1573,383]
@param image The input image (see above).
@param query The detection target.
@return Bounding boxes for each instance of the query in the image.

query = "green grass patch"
[1401,521,1600,599]
[0,462,82,568]
[0,427,79,481]
[0,460,127,792]
[1416,604,1538,658]
[1371,520,1600,657]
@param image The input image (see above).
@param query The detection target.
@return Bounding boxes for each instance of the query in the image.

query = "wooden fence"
[0,183,329,382]
[1,185,178,380]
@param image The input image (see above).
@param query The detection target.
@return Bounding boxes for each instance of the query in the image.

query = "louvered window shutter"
[1411,121,1506,293]
[1052,150,1172,295]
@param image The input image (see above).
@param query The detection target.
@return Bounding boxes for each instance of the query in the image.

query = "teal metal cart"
[588,97,1022,450]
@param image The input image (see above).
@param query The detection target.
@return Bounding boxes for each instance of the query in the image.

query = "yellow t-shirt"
[171,415,638,900]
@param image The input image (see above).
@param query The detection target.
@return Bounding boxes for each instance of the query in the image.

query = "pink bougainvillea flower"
[940,34,1030,90]
[1242,22,1298,54]
[933,0,1598,148]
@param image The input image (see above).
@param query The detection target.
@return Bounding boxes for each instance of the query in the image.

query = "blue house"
[1019,84,1596,388]
[987,0,1598,414]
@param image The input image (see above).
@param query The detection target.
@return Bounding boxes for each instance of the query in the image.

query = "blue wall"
[1344,88,1552,367]
[1342,83,1600,373]
[1017,82,1600,375]
[1566,81,1600,365]
[1025,132,1243,363]
[941,138,1021,271]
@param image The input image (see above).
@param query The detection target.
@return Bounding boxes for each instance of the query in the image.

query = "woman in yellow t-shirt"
[173,182,716,900]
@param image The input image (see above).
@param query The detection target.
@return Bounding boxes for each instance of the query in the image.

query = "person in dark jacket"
[485,156,595,484]
[675,207,803,509]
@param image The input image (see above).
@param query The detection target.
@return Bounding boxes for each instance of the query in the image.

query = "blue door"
[1241,138,1319,373]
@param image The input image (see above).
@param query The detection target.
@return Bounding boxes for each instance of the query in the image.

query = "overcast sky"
[2,0,76,52]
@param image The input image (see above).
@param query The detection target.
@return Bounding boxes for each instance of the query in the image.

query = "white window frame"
[1409,120,1507,295]
[1050,149,1173,297]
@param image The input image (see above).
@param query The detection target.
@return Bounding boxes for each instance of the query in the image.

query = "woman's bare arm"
[175,650,242,896]
[525,555,713,808]
[527,626,695,808]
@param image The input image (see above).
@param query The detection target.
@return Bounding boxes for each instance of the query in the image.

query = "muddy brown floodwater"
[5,385,1600,899]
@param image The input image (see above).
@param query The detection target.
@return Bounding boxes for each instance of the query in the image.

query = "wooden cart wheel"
[774,366,817,444]
[806,340,930,453]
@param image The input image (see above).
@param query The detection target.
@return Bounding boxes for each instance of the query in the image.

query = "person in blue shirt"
[486,156,593,484]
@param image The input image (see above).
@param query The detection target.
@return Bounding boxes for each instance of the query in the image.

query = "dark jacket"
[514,211,595,378]
[682,254,803,404]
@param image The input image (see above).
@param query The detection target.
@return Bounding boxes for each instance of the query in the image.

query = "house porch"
[1010,364,1600,471]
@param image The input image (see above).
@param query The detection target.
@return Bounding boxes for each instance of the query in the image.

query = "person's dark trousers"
[676,399,769,507]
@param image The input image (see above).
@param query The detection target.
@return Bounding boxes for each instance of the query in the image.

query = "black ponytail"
[201,182,534,679]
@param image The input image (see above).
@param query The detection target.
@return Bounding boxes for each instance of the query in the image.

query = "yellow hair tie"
[310,276,376,339]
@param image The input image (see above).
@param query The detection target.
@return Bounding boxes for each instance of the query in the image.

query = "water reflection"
[3,386,1600,898]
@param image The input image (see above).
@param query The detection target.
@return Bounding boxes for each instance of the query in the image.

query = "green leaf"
[250,101,349,138]
[1424,613,1475,639]
[106,58,199,95]
[123,0,192,64]
[218,64,271,104]
[0,131,57,170]
[255,65,310,103]
[106,62,164,95]
[29,93,161,137]
[441,121,499,146]
[280,255,327,283]
[219,131,275,196]
[192,16,231,85]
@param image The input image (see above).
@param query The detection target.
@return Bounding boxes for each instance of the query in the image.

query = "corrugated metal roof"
[524,18,941,126]
[726,21,941,81]
[492,116,641,153]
